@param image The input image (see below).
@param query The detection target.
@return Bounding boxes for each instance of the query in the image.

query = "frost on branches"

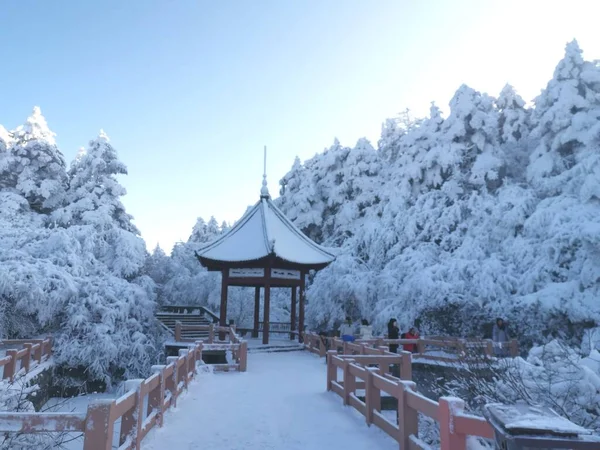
[0,109,159,384]
[276,40,600,345]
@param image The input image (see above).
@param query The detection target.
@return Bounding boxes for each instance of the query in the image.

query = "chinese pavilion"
[195,149,336,344]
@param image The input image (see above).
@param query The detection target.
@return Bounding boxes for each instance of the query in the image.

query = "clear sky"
[1,1,598,253]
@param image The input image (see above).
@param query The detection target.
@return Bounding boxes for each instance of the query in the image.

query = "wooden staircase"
[156,305,218,341]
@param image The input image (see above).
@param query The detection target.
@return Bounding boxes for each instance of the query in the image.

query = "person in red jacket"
[403,327,420,353]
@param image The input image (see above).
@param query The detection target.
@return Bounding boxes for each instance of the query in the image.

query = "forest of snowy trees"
[0,108,158,384]
[274,40,600,348]
[1,40,599,387]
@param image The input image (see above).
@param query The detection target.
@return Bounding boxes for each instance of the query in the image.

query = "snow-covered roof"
[196,196,336,269]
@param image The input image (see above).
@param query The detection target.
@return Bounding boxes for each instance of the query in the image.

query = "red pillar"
[253,287,260,338]
[298,272,305,343]
[263,284,271,345]
[290,286,297,340]
[219,270,228,340]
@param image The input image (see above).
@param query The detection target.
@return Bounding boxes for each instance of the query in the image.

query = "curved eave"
[195,252,333,272]
[263,197,337,262]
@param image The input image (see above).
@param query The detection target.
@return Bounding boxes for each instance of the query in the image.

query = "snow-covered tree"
[8,107,67,213]
[55,131,138,233]
[496,84,531,180]
[272,41,600,345]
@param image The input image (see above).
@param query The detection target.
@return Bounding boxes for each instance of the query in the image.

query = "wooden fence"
[0,327,248,449]
[175,323,248,372]
[0,337,53,381]
[327,350,494,450]
[303,332,519,362]
[0,341,200,449]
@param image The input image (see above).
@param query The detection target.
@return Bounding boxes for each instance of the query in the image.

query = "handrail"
[0,337,53,381]
[158,305,219,323]
[302,331,519,362]
[326,350,495,449]
[0,337,247,449]
[175,323,248,372]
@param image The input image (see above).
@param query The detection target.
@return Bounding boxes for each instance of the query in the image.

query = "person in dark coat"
[387,318,399,353]
[492,318,510,356]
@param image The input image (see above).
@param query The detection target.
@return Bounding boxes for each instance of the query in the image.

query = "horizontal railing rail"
[175,323,247,372]
[158,305,219,323]
[0,337,53,381]
[326,350,495,450]
[302,332,519,362]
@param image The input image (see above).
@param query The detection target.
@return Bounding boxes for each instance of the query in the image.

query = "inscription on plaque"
[271,269,301,280]
[229,268,265,278]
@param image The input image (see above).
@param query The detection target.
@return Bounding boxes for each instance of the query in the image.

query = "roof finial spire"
[261,145,270,198]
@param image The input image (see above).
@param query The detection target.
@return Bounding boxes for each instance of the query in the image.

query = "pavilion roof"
[196,196,336,270]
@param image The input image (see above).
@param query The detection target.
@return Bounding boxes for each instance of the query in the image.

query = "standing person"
[359,319,373,340]
[403,327,420,353]
[339,317,355,342]
[492,318,509,356]
[387,318,399,353]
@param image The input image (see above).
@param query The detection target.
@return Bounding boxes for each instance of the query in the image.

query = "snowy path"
[143,351,397,450]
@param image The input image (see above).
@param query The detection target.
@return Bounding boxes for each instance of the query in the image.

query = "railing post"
[22,343,32,373]
[343,359,356,406]
[365,369,381,426]
[151,365,167,427]
[416,339,425,355]
[83,399,115,450]
[175,321,182,342]
[485,340,493,358]
[509,339,519,357]
[178,350,190,389]
[33,342,43,364]
[326,351,337,391]
[439,397,467,450]
[187,345,197,380]
[319,336,327,358]
[4,349,17,381]
[119,379,144,450]
[195,341,203,367]
[239,341,248,372]
[400,351,412,381]
[379,354,390,376]
[45,336,53,358]
[398,381,419,448]
[166,356,179,406]
[209,324,214,344]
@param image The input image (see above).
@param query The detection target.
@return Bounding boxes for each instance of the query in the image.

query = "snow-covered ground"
[142,352,398,450]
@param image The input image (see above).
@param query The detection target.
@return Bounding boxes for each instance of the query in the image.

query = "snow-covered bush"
[495,340,600,431]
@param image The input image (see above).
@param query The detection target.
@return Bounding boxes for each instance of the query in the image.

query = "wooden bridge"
[0,330,576,450]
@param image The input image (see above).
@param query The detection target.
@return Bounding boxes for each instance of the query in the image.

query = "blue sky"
[1,1,598,252]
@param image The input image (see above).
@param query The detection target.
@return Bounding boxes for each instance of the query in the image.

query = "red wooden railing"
[303,332,519,361]
[0,337,53,381]
[0,342,202,450]
[175,323,248,372]
[326,350,495,450]
[0,328,249,449]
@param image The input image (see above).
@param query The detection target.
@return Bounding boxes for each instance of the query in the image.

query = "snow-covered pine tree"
[58,131,138,233]
[511,40,600,338]
[9,107,67,213]
[442,85,504,193]
[0,125,14,189]
[496,84,531,181]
